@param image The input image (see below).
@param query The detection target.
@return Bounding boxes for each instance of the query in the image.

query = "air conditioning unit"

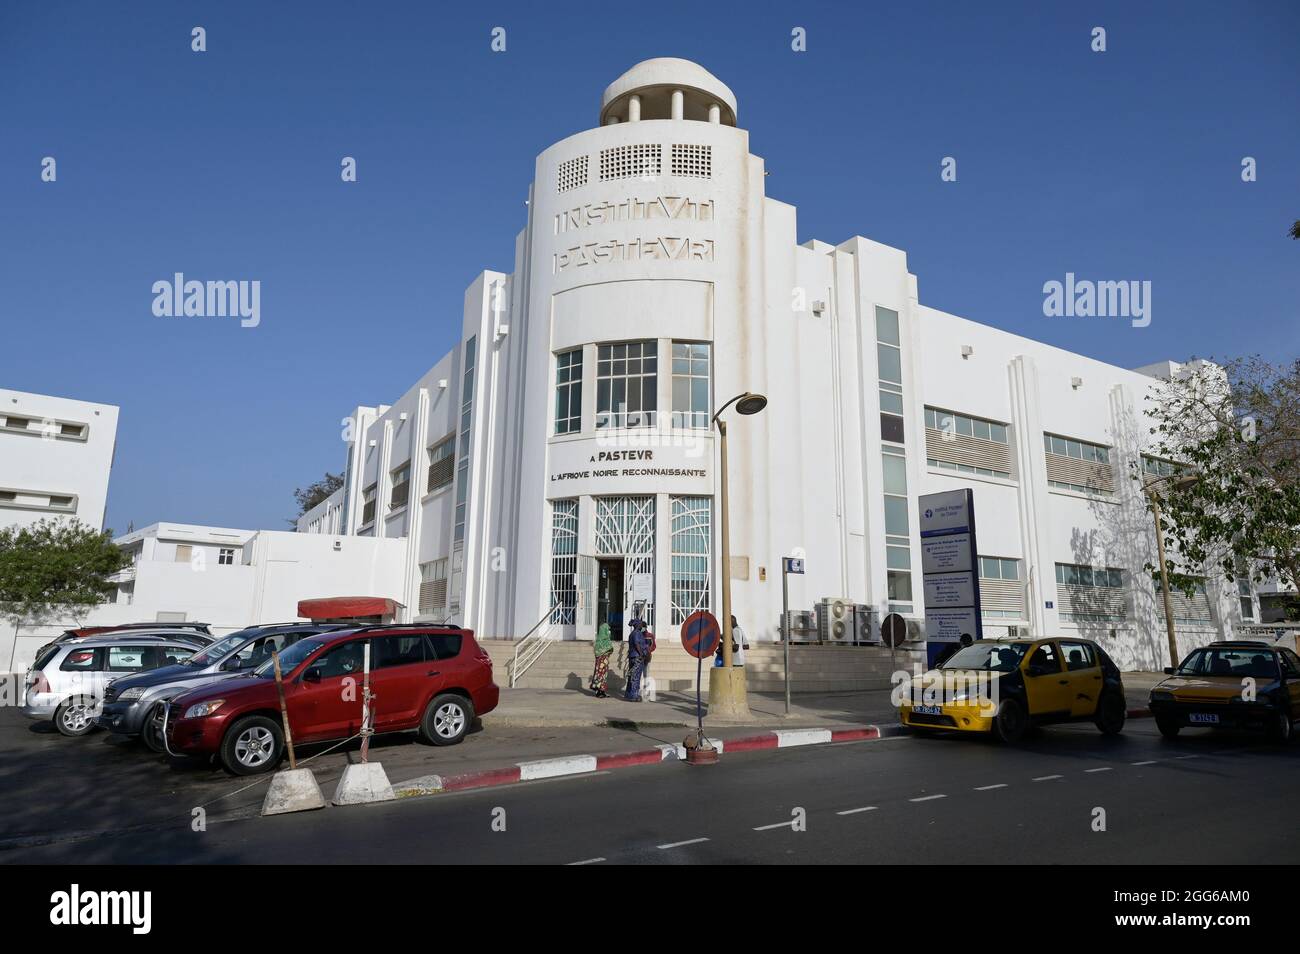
[852,605,878,644]
[784,610,817,643]
[817,598,855,643]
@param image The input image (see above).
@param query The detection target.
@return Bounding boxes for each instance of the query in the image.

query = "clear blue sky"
[2,1,1296,534]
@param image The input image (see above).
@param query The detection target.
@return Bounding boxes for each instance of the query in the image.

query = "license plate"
[914,705,943,716]
[1189,713,1219,724]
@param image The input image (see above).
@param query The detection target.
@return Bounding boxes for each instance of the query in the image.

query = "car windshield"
[252,635,329,678]
[185,631,257,667]
[940,642,1031,672]
[1176,648,1278,679]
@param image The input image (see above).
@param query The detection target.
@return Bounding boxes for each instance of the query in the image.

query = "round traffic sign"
[681,611,721,659]
[880,613,907,648]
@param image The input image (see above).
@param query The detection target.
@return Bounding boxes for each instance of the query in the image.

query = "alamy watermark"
[152,273,260,328]
[1042,272,1151,328]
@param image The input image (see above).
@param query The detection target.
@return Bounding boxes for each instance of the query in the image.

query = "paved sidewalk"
[486,687,899,728]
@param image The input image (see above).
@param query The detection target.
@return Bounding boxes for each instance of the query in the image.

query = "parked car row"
[898,636,1299,744]
[22,621,501,775]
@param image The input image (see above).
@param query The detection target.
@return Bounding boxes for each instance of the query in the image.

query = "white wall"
[0,388,119,533]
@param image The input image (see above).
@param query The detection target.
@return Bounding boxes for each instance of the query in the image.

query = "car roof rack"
[71,631,209,643]
[327,622,463,637]
[244,621,352,630]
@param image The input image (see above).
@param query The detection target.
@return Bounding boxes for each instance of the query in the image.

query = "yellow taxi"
[898,636,1127,742]
[1149,641,1300,742]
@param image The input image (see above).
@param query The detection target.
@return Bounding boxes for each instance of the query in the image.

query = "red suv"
[164,625,498,775]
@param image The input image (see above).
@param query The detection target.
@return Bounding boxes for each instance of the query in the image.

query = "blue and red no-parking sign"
[681,611,721,659]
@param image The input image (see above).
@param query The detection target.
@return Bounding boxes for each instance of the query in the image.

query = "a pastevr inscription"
[554,236,714,273]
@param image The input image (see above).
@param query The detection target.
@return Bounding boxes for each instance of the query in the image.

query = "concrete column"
[708,103,721,124]
[604,115,618,126]
[628,94,641,122]
[671,89,684,120]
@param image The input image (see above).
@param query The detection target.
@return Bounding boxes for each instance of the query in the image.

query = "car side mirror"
[302,668,321,684]
[222,658,241,671]
[1163,666,1176,675]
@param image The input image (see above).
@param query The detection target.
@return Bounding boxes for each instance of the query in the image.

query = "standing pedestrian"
[730,615,749,666]
[590,622,613,698]
[625,616,654,701]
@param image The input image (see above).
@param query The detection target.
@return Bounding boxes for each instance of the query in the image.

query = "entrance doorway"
[597,558,625,639]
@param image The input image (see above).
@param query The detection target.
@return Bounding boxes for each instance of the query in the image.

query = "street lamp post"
[708,391,767,720]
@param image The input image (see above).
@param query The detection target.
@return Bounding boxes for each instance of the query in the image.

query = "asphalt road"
[6,717,1296,864]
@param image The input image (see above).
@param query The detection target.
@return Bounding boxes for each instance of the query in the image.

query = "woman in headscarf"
[624,617,653,702]
[590,622,613,698]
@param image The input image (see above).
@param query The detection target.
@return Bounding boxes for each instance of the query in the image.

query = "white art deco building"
[299,58,1257,670]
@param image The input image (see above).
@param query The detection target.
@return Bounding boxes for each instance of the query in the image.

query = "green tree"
[1140,357,1300,610]
[0,518,126,622]
[292,472,343,517]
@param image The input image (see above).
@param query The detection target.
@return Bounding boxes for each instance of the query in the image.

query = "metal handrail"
[510,608,561,688]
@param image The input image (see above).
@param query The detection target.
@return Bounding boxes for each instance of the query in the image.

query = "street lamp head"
[735,392,768,416]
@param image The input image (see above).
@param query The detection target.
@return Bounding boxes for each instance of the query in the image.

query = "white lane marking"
[836,806,878,815]
[568,857,606,865]
[1032,774,1063,781]
[657,837,709,850]
[909,794,947,802]
[1084,767,1113,773]
[974,783,1007,791]
[1132,760,1158,766]
[753,820,797,831]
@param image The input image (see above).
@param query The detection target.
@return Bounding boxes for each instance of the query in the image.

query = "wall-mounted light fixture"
[1071,376,1083,390]
[961,345,974,359]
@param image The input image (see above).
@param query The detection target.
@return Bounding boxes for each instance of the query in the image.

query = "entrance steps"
[478,639,920,693]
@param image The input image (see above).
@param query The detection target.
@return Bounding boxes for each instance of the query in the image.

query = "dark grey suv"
[97,623,339,751]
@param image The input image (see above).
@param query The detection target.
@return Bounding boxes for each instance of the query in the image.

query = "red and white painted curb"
[392,724,903,798]
[389,712,1154,799]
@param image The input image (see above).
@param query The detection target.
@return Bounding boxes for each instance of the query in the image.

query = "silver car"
[22,632,208,736]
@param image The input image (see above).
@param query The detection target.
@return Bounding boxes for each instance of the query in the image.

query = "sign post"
[781,557,805,715]
[918,489,983,668]
[681,610,721,764]
[880,612,907,679]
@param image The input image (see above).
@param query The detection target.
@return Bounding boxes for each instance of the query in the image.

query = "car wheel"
[141,705,167,754]
[992,698,1027,743]
[54,697,98,737]
[1268,707,1294,744]
[1156,716,1181,739]
[220,715,284,776]
[418,693,474,746]
[1094,692,1126,736]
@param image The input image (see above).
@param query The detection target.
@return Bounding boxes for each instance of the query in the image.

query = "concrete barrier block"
[332,761,396,806]
[262,767,326,816]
